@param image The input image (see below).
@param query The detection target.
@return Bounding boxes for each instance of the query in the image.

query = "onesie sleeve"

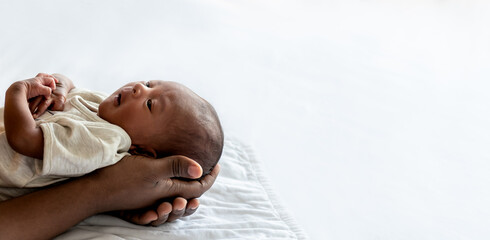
[39,117,131,177]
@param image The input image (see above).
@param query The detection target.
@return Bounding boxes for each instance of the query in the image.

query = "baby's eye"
[147,99,152,111]
[145,81,151,87]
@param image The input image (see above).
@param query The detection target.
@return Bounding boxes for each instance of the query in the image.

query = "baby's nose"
[132,83,145,96]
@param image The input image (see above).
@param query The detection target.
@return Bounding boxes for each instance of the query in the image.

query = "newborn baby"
[0,73,223,200]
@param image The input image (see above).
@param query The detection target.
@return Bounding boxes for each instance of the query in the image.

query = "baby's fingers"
[50,96,66,111]
[36,73,59,83]
[29,96,43,114]
[40,76,57,90]
[28,77,55,99]
[33,98,53,118]
[36,73,53,78]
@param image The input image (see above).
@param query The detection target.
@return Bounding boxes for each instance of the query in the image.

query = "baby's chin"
[97,97,111,120]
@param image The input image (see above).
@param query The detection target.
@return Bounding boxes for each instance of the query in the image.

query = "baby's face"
[98,80,194,156]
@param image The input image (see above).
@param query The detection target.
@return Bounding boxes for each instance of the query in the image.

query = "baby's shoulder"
[68,88,107,102]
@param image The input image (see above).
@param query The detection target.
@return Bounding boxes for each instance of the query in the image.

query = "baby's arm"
[4,74,58,159]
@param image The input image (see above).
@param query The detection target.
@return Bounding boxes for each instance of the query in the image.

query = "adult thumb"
[158,155,203,179]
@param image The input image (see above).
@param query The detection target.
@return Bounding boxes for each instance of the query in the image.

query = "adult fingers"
[165,198,187,223]
[183,198,199,217]
[131,210,158,225]
[149,197,199,226]
[156,155,203,179]
[149,202,172,226]
[163,164,220,199]
[112,209,158,225]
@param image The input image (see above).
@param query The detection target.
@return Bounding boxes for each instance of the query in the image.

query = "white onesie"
[0,88,131,200]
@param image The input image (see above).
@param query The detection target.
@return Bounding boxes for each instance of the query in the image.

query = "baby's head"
[98,80,223,175]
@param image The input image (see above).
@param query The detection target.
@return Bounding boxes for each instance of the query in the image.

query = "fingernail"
[188,166,201,178]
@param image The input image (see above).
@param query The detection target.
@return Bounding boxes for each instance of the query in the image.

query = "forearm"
[0,177,101,240]
[4,82,44,159]
[0,154,215,240]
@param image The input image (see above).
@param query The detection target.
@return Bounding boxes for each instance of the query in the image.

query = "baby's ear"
[129,145,157,158]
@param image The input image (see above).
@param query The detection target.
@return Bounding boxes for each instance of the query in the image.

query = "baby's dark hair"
[156,98,224,176]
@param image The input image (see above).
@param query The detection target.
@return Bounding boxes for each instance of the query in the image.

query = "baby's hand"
[29,73,69,118]
[20,73,58,100]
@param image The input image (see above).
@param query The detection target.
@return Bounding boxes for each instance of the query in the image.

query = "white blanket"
[55,137,307,240]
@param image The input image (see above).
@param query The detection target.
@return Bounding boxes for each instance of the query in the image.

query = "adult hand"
[139,164,219,226]
[107,158,219,226]
[92,154,219,213]
[0,155,219,240]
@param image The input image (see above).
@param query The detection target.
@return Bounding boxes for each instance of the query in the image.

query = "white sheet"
[55,138,307,240]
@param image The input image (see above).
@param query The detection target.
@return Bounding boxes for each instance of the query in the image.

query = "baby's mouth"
[117,93,121,105]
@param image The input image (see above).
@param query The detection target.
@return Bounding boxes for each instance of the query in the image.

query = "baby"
[0,73,223,200]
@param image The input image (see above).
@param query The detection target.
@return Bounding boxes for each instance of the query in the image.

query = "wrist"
[81,172,128,213]
[73,175,108,214]
[52,73,74,92]
[6,81,27,97]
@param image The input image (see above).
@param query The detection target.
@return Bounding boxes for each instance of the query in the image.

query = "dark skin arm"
[4,74,58,159]
[0,155,219,240]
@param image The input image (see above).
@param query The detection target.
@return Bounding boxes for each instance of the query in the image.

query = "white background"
[1,0,490,239]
